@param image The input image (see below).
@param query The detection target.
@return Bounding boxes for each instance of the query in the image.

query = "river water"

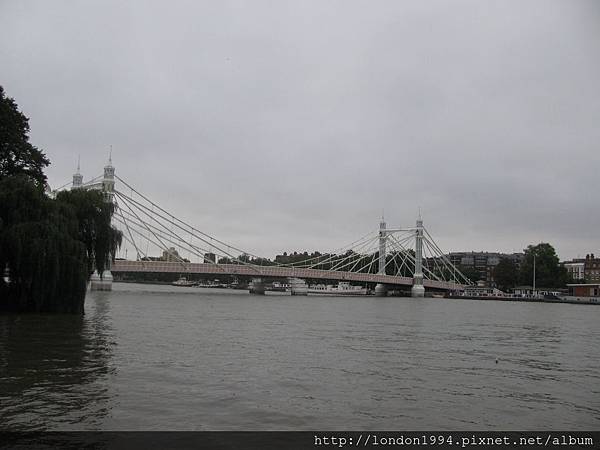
[1,283,599,430]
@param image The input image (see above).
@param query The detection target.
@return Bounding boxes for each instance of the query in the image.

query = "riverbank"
[447,295,600,306]
[114,279,173,285]
[113,281,600,304]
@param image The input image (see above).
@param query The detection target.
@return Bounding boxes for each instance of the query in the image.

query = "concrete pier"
[90,270,113,291]
[249,278,265,295]
[411,284,425,297]
[374,283,388,297]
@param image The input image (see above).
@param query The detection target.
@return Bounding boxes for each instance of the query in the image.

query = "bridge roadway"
[112,260,465,291]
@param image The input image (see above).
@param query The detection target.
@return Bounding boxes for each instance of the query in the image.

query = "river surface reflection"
[1,283,599,430]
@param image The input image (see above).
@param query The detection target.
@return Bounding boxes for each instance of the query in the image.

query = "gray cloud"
[1,0,598,260]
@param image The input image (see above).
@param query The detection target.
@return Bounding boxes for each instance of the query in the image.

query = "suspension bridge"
[56,158,472,297]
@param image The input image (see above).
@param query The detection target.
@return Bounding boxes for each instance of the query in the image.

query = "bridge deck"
[112,260,464,291]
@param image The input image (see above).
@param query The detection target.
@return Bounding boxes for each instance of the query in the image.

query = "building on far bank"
[162,247,181,262]
[447,251,524,286]
[584,254,600,282]
[567,283,600,297]
[563,259,585,281]
[204,252,216,264]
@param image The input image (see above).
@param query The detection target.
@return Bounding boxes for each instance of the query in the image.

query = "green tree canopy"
[56,189,122,276]
[0,176,88,312]
[493,258,519,291]
[459,265,482,283]
[519,243,568,289]
[0,86,49,188]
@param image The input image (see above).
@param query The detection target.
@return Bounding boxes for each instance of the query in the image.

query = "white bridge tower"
[411,214,425,297]
[375,214,426,298]
[374,216,388,296]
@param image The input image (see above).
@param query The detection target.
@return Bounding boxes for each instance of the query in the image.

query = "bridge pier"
[249,278,265,295]
[289,278,308,296]
[374,283,388,297]
[411,283,425,297]
[90,270,113,291]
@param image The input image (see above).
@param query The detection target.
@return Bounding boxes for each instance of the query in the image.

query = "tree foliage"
[0,176,88,312]
[0,86,49,188]
[459,265,482,283]
[519,243,568,289]
[493,258,519,291]
[56,189,122,277]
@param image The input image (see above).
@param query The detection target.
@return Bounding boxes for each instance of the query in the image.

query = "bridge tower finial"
[72,155,83,189]
[103,146,115,203]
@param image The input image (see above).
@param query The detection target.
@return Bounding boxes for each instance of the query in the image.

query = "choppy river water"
[1,283,599,430]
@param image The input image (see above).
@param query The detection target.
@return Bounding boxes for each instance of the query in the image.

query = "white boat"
[307,282,368,296]
[172,276,196,287]
[271,281,291,292]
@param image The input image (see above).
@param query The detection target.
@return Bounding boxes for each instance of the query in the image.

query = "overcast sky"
[1,0,599,260]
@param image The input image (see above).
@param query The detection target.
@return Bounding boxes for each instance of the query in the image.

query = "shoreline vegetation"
[0,86,121,313]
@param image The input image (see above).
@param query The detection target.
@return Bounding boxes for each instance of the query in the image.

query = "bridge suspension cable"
[107,174,471,288]
[115,175,275,267]
[114,175,402,274]
[114,189,263,270]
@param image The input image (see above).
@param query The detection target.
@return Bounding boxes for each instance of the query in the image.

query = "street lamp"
[533,254,536,297]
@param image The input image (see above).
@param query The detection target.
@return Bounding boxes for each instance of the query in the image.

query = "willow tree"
[56,189,123,277]
[0,178,123,312]
[0,176,88,312]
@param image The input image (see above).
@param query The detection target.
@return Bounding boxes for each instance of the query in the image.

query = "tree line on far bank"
[461,243,570,291]
[0,86,121,313]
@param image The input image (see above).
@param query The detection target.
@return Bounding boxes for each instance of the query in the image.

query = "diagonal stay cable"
[113,199,147,263]
[115,175,276,265]
[116,193,225,265]
[114,207,226,270]
[115,192,190,269]
[115,189,261,273]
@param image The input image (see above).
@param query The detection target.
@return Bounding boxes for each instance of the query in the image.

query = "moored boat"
[271,281,291,292]
[307,282,368,296]
[172,276,196,287]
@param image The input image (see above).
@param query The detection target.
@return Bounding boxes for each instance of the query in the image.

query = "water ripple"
[1,286,599,430]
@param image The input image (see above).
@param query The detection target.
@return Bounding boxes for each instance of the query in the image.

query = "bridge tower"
[378,216,386,274]
[411,214,425,297]
[102,152,115,203]
[374,216,388,297]
[90,153,116,291]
